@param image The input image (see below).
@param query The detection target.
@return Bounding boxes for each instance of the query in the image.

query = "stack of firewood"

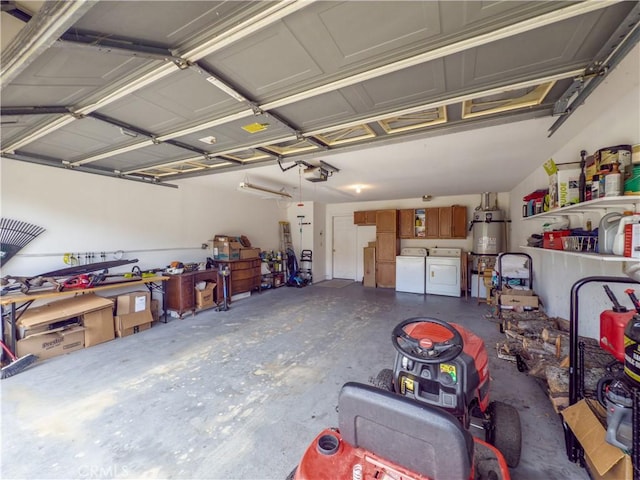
[496,310,614,412]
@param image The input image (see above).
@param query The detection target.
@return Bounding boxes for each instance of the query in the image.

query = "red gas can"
[600,309,635,361]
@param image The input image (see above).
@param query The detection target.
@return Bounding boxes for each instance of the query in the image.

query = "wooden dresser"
[212,258,262,298]
[165,269,220,318]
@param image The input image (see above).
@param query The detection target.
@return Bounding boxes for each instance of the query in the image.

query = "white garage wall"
[510,45,640,339]
[0,161,283,277]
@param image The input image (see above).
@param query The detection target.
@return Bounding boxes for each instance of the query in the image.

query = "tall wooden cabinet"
[375,209,400,288]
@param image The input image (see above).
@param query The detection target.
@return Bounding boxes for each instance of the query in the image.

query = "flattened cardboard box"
[17,294,113,333]
[562,399,632,480]
[116,291,150,315]
[17,326,85,360]
[115,310,153,337]
[16,294,114,347]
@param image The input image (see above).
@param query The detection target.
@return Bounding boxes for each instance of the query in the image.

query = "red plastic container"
[543,230,570,250]
[600,309,635,361]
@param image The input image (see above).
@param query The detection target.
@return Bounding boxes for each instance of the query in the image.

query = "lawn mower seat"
[338,382,474,480]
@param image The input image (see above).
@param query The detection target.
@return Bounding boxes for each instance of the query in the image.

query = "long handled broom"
[0,218,46,265]
[0,340,37,379]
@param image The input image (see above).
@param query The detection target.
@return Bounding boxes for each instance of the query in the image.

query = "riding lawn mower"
[288,317,521,480]
[373,317,522,469]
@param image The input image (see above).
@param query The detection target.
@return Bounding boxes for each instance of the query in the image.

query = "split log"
[583,367,608,395]
[522,337,552,357]
[545,365,569,394]
[507,319,557,336]
[553,317,570,332]
[497,339,527,356]
[527,357,559,379]
[541,327,568,345]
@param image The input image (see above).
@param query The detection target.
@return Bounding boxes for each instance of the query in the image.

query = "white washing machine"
[426,247,462,297]
[395,247,427,294]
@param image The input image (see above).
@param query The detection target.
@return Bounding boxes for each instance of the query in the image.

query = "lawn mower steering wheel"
[392,317,463,363]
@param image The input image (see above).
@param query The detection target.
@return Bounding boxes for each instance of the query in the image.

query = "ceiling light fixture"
[70,139,155,167]
[355,185,362,194]
[238,181,292,200]
[205,76,247,102]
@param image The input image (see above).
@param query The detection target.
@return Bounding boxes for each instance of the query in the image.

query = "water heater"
[470,193,507,255]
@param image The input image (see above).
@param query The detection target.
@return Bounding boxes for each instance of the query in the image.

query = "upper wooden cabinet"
[425,206,468,239]
[399,208,427,238]
[376,209,398,232]
[398,209,414,238]
[354,210,377,226]
[425,208,440,238]
[450,205,468,238]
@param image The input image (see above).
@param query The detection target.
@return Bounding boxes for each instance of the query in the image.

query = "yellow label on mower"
[401,376,414,394]
[440,364,457,383]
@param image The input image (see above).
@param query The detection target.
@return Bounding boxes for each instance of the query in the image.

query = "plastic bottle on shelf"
[599,172,607,198]
[605,162,622,197]
[612,211,640,256]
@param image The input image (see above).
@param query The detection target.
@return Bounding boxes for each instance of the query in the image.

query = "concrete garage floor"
[1,283,587,480]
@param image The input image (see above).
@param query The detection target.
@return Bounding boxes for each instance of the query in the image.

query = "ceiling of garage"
[1,1,639,203]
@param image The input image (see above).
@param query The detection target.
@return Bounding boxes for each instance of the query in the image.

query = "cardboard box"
[213,240,241,260]
[543,230,570,250]
[150,298,160,322]
[114,310,153,337]
[16,326,85,360]
[499,289,539,309]
[557,164,581,207]
[544,159,581,208]
[240,247,261,259]
[195,282,216,309]
[116,291,150,315]
[83,305,115,347]
[562,400,633,480]
[16,294,114,347]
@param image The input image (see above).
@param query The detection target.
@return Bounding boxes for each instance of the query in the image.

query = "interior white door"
[333,215,357,279]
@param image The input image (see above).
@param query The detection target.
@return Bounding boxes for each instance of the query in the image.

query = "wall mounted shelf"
[523,195,640,220]
[520,246,638,262]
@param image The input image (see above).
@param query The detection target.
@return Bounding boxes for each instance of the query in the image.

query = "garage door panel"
[72,1,261,48]
[204,26,323,100]
[19,117,131,160]
[87,143,190,172]
[4,49,152,107]
[460,6,633,86]
[174,113,294,152]
[98,70,241,134]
